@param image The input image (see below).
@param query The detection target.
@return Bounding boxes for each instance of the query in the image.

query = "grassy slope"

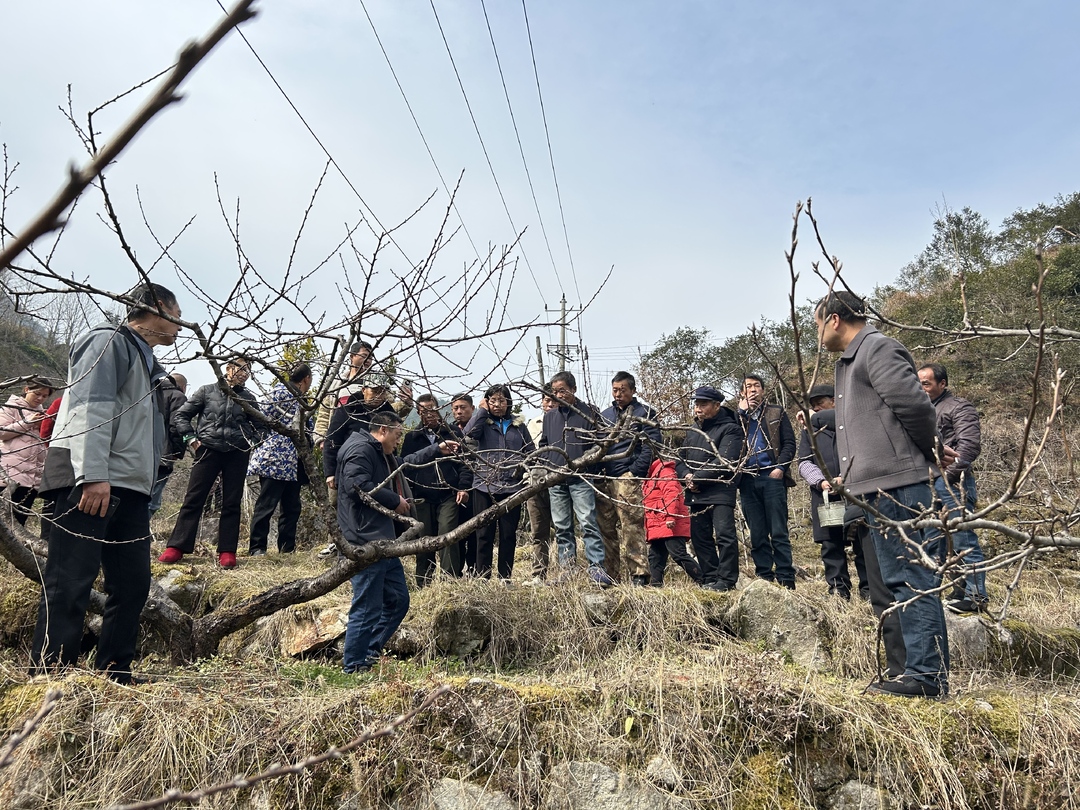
[2,528,1080,810]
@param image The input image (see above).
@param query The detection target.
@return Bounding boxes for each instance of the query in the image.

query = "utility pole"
[535,335,546,387]
[545,294,579,373]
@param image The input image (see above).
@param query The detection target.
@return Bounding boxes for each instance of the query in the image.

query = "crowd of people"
[5,283,986,697]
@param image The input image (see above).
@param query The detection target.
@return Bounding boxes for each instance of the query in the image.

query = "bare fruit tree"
[753,199,1078,657]
[0,0,650,664]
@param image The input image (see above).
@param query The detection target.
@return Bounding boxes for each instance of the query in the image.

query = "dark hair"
[349,340,373,356]
[450,393,473,406]
[919,362,948,386]
[417,393,439,407]
[743,373,765,389]
[551,370,576,391]
[288,362,312,384]
[227,355,252,370]
[369,411,403,431]
[484,384,513,411]
[815,290,867,324]
[126,283,178,323]
[612,371,636,390]
[25,376,55,394]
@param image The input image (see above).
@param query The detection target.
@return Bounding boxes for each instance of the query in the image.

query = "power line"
[520,0,581,309]
[214,0,413,269]
[478,0,563,297]
[427,0,548,305]
[356,0,521,300]
[215,0,550,385]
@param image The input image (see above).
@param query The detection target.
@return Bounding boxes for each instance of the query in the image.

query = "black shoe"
[631,574,651,587]
[703,581,733,592]
[865,676,940,698]
[945,597,988,615]
[778,580,796,591]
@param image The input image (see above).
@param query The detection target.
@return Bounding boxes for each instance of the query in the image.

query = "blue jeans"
[148,467,171,515]
[548,476,605,567]
[865,483,950,690]
[343,557,410,671]
[738,474,795,583]
[930,474,987,602]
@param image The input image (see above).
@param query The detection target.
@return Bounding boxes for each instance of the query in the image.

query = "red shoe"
[218,552,238,569]
[158,548,184,564]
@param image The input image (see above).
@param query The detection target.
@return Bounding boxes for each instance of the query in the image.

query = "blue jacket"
[538,398,601,469]
[401,421,473,499]
[336,429,443,545]
[600,398,660,478]
[462,407,535,495]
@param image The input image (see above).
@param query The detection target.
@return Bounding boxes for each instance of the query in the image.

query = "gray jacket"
[833,326,938,496]
[931,390,981,483]
[40,322,165,495]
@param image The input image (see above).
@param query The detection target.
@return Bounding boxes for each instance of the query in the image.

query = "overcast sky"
[2,1,1078,406]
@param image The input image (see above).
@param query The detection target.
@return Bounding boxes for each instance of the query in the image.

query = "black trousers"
[819,524,870,600]
[248,477,302,553]
[30,486,151,681]
[689,503,739,588]
[167,446,250,554]
[648,537,703,586]
[458,499,477,573]
[414,495,462,586]
[8,484,38,526]
[472,490,521,579]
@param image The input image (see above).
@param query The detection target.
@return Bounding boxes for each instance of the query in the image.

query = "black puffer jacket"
[154,367,188,466]
[675,407,744,506]
[322,394,396,477]
[173,382,261,453]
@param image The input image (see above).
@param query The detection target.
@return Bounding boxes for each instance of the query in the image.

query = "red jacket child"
[642,458,691,540]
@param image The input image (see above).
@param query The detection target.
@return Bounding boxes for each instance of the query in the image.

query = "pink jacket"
[0,395,48,488]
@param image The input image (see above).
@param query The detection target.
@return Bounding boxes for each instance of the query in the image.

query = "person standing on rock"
[0,377,55,525]
[337,411,458,673]
[30,283,181,684]
[815,290,949,698]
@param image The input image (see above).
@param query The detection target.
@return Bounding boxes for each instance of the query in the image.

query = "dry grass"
[4,543,1080,809]
[5,488,1080,808]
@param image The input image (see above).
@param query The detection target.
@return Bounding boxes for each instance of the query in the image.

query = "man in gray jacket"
[31,283,181,684]
[918,362,988,614]
[816,290,949,698]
